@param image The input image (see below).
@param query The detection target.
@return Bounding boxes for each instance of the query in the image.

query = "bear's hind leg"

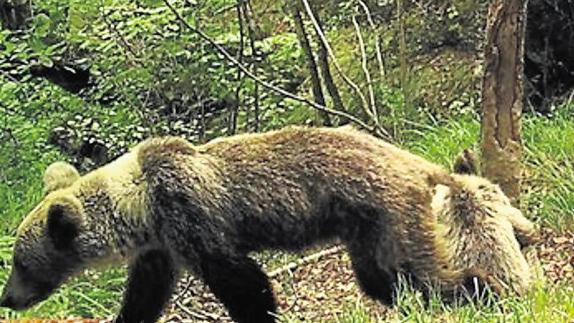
[199,254,277,323]
[115,249,178,323]
[347,242,398,306]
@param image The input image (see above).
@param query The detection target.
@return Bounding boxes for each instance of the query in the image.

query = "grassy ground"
[279,269,574,323]
[1,108,573,321]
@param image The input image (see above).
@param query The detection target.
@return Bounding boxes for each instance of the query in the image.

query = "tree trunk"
[313,4,346,114]
[0,0,31,31]
[242,0,261,132]
[231,0,245,136]
[481,0,529,206]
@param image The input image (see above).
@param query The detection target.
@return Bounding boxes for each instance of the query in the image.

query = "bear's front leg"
[115,249,178,323]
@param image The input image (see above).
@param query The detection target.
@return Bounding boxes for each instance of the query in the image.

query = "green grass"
[333,304,380,323]
[0,113,60,235]
[404,116,480,168]
[393,280,574,322]
[1,106,574,320]
[522,110,574,230]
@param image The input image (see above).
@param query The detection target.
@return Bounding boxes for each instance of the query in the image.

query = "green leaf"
[33,13,53,38]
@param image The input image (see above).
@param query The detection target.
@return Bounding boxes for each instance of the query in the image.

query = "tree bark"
[242,0,261,131]
[481,0,529,206]
[292,3,332,126]
[231,0,245,135]
[312,4,346,114]
[0,0,31,31]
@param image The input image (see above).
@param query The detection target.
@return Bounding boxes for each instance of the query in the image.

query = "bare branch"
[231,0,245,135]
[357,0,386,78]
[161,0,379,134]
[313,5,347,114]
[300,0,379,127]
[242,0,260,131]
[352,13,378,121]
[292,3,332,126]
[396,0,409,97]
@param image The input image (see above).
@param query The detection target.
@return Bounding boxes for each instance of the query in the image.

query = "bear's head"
[432,150,538,297]
[0,162,86,310]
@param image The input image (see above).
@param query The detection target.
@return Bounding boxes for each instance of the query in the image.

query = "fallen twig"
[172,273,194,304]
[175,300,222,321]
[269,245,344,278]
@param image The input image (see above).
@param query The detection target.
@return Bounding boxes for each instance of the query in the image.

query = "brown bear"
[0,126,536,323]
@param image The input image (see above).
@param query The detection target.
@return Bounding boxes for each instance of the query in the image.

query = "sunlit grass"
[392,280,574,322]
[522,109,574,231]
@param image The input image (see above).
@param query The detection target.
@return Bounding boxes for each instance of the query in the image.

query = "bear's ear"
[47,201,82,249]
[453,149,479,175]
[43,162,80,195]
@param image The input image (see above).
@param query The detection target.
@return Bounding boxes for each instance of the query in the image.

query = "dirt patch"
[536,228,574,285]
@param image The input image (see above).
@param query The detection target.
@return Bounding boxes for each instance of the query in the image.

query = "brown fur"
[0,126,535,322]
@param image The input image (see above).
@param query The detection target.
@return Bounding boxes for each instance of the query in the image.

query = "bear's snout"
[0,293,14,308]
[0,289,41,310]
[0,291,27,310]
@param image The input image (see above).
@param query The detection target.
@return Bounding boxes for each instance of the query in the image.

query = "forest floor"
[161,228,574,323]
